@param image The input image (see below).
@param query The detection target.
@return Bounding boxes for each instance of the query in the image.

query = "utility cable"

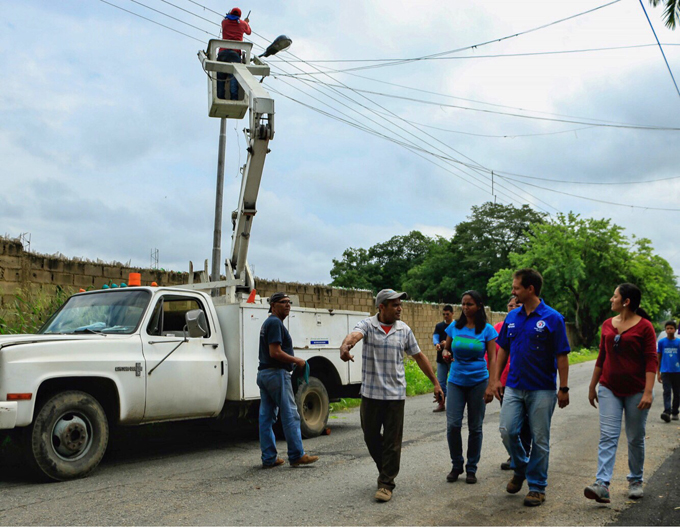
[277,0,623,76]
[638,0,680,100]
[268,43,680,64]
[99,0,206,43]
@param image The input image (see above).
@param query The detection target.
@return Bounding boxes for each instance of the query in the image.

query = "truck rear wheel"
[27,390,109,481]
[295,377,329,438]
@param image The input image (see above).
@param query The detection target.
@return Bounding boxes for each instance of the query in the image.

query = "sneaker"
[375,488,392,502]
[673,414,679,421]
[290,454,319,467]
[446,467,464,482]
[507,475,525,494]
[661,412,671,422]
[465,472,477,484]
[584,482,611,503]
[524,491,546,507]
[433,402,446,413]
[628,480,644,499]
[500,457,512,471]
[262,457,284,469]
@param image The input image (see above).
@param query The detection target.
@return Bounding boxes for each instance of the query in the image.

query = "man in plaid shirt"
[340,289,443,503]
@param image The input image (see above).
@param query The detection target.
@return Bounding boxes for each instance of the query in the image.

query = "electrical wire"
[274,0,623,76]
[638,0,680,100]
[495,172,680,211]
[491,169,680,186]
[268,43,680,64]
[99,0,206,43]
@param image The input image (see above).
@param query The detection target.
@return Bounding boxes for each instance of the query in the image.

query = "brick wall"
[0,238,506,361]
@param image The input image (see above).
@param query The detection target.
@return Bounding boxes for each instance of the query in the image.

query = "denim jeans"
[661,372,680,415]
[500,392,532,464]
[437,362,451,398]
[499,387,557,493]
[595,385,650,486]
[256,368,305,465]
[216,49,241,100]
[446,380,488,474]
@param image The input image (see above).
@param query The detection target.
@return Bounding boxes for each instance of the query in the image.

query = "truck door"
[141,293,224,421]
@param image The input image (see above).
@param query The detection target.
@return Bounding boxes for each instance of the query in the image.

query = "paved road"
[0,361,677,526]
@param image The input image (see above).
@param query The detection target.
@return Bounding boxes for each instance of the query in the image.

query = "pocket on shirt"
[530,331,548,352]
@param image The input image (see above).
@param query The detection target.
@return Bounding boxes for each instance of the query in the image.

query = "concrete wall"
[0,238,507,362]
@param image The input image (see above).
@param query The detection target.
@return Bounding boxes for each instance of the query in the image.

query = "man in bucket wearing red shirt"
[217,7,251,100]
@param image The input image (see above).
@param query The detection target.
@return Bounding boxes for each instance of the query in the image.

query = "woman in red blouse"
[583,283,657,504]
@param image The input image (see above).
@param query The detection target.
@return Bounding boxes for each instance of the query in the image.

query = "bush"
[0,286,71,334]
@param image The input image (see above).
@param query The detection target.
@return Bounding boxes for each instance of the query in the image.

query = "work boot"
[523,491,546,507]
[446,467,464,482]
[506,475,525,494]
[661,411,671,422]
[433,401,446,413]
[290,454,319,467]
[374,488,392,502]
[673,414,679,421]
[262,458,284,469]
[500,457,512,471]
[584,481,610,503]
[465,472,477,484]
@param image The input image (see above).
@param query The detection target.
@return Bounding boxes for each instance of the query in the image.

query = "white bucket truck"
[0,39,366,481]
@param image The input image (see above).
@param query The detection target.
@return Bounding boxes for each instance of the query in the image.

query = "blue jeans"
[499,387,557,493]
[216,49,241,100]
[256,368,305,465]
[661,372,680,415]
[446,380,488,474]
[595,385,650,486]
[437,362,450,398]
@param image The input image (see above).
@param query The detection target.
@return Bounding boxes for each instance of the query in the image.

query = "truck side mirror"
[185,310,208,338]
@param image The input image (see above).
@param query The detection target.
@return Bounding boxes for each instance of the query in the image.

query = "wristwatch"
[559,386,570,393]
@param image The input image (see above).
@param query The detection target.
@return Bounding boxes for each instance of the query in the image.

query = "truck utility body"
[0,286,365,480]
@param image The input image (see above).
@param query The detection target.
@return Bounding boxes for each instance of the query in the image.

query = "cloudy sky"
[1,0,679,285]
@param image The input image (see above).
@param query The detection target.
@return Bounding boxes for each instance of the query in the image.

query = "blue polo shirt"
[497,300,570,391]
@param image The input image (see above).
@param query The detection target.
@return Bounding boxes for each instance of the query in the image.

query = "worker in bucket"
[217,7,251,100]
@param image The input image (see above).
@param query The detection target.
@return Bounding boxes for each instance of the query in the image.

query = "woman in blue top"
[442,290,497,484]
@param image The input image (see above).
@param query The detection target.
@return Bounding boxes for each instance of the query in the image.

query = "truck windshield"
[39,290,151,335]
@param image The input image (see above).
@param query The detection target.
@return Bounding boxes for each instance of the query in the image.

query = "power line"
[99,0,206,43]
[274,79,680,131]
[638,0,680,100]
[270,43,680,64]
[492,169,680,186]
[127,0,217,36]
[273,0,623,76]
[495,172,680,211]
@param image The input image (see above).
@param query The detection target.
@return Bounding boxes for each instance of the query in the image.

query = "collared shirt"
[354,314,421,400]
[497,300,570,391]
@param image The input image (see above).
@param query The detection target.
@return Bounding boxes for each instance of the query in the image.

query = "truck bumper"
[0,402,18,429]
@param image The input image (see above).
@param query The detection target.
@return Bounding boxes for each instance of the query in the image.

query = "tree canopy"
[487,213,680,347]
[650,0,679,29]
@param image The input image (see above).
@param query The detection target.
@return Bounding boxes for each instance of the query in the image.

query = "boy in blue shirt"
[658,320,680,422]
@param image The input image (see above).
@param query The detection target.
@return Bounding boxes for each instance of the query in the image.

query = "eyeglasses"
[276,300,293,305]
[613,334,621,351]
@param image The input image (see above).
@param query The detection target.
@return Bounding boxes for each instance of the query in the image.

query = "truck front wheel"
[295,377,329,438]
[27,391,109,481]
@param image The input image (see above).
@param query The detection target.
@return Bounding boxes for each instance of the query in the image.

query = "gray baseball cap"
[375,289,408,308]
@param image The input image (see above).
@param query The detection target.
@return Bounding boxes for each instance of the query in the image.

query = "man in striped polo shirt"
[340,289,443,503]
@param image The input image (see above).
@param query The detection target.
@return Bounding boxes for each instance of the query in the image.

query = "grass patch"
[405,359,434,396]
[568,347,599,365]
[329,398,362,413]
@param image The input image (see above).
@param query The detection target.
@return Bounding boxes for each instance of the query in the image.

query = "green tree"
[403,202,546,306]
[330,231,434,292]
[650,0,679,29]
[487,213,680,347]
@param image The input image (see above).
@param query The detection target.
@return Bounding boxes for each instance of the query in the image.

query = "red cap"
[229,7,241,17]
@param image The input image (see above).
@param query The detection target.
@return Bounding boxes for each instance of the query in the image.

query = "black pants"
[216,49,241,100]
[662,372,680,415]
[360,397,405,491]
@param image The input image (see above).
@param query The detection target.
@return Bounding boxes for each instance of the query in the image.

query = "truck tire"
[27,391,109,481]
[295,377,329,439]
